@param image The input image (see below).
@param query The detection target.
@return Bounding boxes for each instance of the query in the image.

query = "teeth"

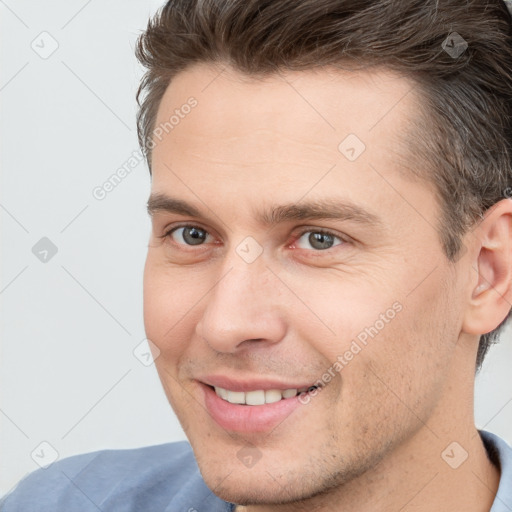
[265,389,283,404]
[282,388,298,398]
[213,386,305,405]
[246,390,265,405]
[226,390,245,404]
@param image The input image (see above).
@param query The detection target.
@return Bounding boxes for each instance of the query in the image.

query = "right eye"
[164,225,213,246]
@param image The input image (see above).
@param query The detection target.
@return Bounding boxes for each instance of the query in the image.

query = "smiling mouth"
[211,385,319,406]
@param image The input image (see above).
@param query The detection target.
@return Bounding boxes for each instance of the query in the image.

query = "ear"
[462,199,512,335]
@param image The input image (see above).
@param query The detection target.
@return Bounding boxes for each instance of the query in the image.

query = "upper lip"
[198,375,321,392]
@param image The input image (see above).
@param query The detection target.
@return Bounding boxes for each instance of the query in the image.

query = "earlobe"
[462,199,512,335]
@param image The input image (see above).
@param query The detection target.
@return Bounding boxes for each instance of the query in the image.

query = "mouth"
[211,385,319,405]
[199,380,323,432]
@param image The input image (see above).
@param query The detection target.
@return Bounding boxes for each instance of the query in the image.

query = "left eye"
[295,230,343,251]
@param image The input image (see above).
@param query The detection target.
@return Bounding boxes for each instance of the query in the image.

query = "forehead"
[152,64,419,179]
[154,63,417,149]
[149,63,435,234]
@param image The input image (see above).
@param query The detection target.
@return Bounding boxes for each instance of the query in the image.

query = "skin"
[143,63,512,511]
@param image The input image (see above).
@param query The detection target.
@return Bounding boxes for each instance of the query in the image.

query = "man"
[2,0,512,510]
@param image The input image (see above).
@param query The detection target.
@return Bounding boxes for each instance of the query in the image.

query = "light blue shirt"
[1,430,510,511]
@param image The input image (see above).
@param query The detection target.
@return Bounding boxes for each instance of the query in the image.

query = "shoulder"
[480,430,512,511]
[0,441,232,512]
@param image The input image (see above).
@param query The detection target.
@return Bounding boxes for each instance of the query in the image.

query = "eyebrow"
[147,192,382,227]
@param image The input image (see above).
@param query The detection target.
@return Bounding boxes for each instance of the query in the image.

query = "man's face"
[143,64,465,505]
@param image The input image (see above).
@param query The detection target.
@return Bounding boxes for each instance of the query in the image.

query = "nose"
[195,254,287,354]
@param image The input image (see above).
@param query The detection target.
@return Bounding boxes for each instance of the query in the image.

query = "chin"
[204,472,312,507]
[202,467,362,509]
[194,445,372,509]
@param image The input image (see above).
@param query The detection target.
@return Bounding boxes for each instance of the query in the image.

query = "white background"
[1,0,511,497]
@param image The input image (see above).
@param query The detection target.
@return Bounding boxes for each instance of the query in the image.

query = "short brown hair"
[135,0,512,370]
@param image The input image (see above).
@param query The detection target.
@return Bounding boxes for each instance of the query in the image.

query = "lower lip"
[201,383,305,432]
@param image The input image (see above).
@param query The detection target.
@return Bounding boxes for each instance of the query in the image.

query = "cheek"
[297,273,404,359]
[142,256,204,357]
[304,262,457,405]
[300,256,455,366]
[339,274,457,426]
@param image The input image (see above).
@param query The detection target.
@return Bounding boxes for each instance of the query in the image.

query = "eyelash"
[159,224,345,252]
